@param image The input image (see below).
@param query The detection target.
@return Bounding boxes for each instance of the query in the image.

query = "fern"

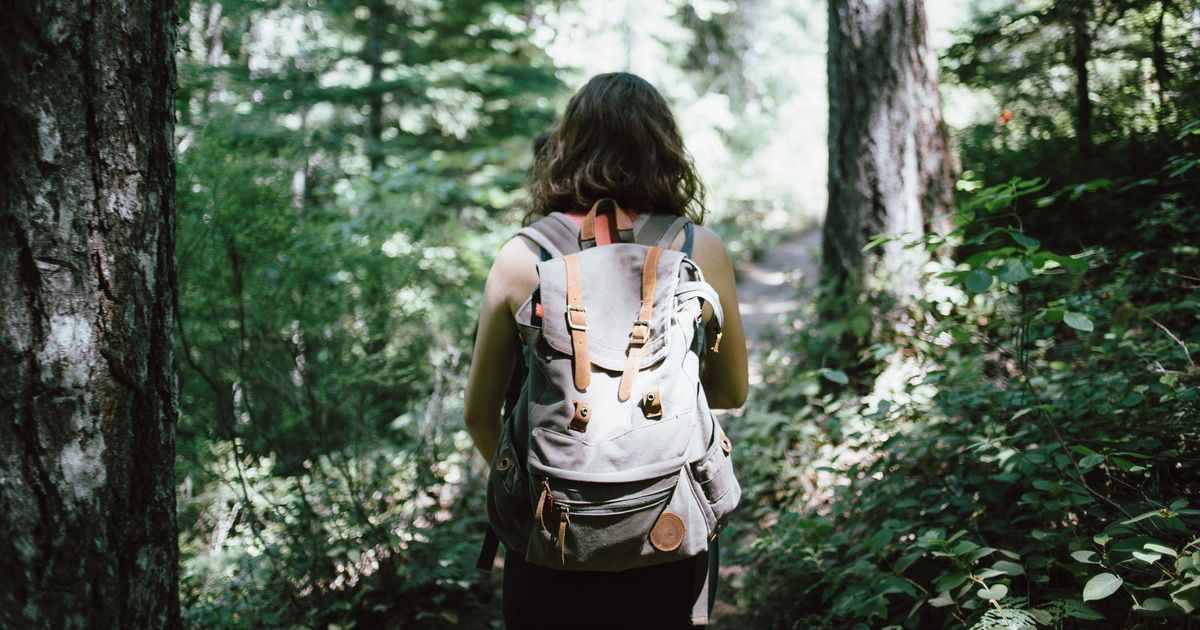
[1039,599,1105,622]
[968,608,1039,630]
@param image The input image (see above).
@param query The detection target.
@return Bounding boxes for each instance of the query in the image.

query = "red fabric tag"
[534,303,544,318]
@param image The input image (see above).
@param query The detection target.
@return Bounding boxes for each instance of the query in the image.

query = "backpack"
[478,199,741,621]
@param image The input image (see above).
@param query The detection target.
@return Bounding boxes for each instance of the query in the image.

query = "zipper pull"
[710,331,723,353]
[557,505,570,566]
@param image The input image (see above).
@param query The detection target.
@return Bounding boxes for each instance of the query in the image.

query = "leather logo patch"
[649,511,685,552]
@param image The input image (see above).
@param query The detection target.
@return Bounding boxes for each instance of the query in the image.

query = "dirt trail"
[733,227,822,381]
[708,227,821,626]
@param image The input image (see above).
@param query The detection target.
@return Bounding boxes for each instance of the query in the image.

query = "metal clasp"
[629,319,650,345]
[566,305,588,331]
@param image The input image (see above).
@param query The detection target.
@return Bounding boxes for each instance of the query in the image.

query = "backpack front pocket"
[486,440,532,555]
[688,418,741,537]
[526,472,703,571]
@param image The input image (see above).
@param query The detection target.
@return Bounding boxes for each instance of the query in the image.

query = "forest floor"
[710,226,822,626]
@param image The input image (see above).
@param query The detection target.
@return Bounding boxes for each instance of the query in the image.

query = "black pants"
[501,541,717,630]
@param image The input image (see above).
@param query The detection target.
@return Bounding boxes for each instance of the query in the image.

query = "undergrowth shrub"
[734,148,1200,628]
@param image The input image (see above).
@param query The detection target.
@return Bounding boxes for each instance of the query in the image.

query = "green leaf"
[1010,407,1035,421]
[998,258,1033,283]
[1123,509,1169,524]
[992,560,1025,575]
[1173,578,1200,614]
[1132,551,1163,563]
[1078,453,1105,469]
[862,233,895,251]
[977,584,1008,601]
[1042,308,1065,323]
[964,270,994,294]
[1134,597,1177,615]
[1144,543,1177,557]
[849,315,871,338]
[928,592,955,608]
[936,572,969,593]
[1010,231,1040,250]
[1063,312,1094,332]
[1029,609,1054,624]
[1071,550,1099,564]
[820,369,849,385]
[894,551,922,573]
[1082,572,1123,601]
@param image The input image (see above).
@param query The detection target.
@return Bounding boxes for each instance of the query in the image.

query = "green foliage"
[174,0,559,625]
[172,0,815,625]
[734,158,1200,627]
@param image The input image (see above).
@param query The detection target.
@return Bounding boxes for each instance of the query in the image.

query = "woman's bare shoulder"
[486,234,541,315]
[687,224,734,272]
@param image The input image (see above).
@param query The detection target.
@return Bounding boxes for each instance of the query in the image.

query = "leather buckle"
[566,305,588,331]
[628,320,650,345]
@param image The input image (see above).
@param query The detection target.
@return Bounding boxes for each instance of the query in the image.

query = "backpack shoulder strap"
[636,214,692,253]
[516,212,581,260]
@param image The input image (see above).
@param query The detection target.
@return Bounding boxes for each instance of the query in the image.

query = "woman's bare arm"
[463,237,539,463]
[689,226,749,409]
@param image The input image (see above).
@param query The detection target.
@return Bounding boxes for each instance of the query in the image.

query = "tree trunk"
[823,0,955,308]
[1151,0,1173,107]
[1069,0,1094,160]
[366,0,386,172]
[0,0,181,627]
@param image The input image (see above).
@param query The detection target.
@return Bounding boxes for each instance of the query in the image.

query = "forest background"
[2,0,1197,627]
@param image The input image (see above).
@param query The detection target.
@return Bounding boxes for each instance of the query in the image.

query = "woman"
[464,72,748,629]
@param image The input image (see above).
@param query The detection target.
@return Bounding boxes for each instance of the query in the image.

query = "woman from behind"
[465,71,748,629]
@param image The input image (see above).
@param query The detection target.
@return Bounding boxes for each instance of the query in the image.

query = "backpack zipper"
[554,487,672,516]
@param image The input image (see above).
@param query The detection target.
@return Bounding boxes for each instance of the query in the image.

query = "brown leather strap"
[580,198,634,245]
[563,253,590,390]
[618,246,662,402]
[536,480,552,530]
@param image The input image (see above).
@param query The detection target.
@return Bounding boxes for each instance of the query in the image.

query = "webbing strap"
[617,246,663,402]
[675,281,724,331]
[476,526,500,571]
[638,214,687,249]
[563,253,590,390]
[516,226,562,260]
[689,537,719,625]
[518,213,583,260]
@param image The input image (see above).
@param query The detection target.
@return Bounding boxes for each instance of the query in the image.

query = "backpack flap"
[536,243,685,375]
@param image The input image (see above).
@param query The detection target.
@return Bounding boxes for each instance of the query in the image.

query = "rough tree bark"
[0,0,181,627]
[823,0,955,308]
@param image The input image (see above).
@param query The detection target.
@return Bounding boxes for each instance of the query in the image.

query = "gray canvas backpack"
[478,199,740,622]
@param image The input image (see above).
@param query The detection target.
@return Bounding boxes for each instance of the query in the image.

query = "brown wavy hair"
[526,72,706,223]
